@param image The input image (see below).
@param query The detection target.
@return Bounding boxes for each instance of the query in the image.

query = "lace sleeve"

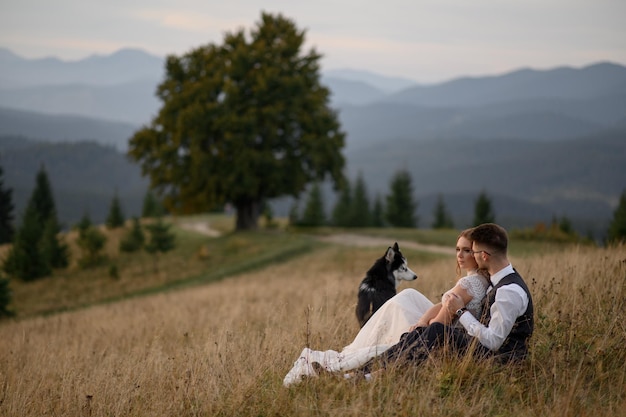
[458,275,489,300]
[457,274,489,320]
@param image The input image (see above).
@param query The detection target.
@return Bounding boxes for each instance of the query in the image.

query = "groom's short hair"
[469,223,508,254]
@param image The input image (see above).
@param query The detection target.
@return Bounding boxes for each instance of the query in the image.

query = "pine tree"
[558,216,574,235]
[371,194,385,228]
[119,217,145,253]
[2,205,51,281]
[28,165,68,269]
[145,218,176,272]
[473,191,496,226]
[0,273,13,318]
[2,165,66,279]
[76,211,92,234]
[351,173,371,227]
[607,189,626,243]
[288,200,300,226]
[332,181,352,227]
[432,194,455,229]
[76,213,107,268]
[300,183,326,227]
[385,169,418,228]
[106,193,125,229]
[142,190,163,218]
[40,216,69,269]
[0,165,15,244]
[28,165,57,230]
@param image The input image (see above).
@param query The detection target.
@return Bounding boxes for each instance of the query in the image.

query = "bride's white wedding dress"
[283,274,489,386]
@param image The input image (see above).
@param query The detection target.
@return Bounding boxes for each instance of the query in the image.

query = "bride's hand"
[409,319,427,332]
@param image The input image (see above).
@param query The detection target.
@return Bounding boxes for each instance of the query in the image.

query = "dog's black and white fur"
[355,242,418,327]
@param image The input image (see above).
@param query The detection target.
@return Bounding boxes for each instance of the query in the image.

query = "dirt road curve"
[178,221,454,256]
[317,233,455,256]
[178,221,221,237]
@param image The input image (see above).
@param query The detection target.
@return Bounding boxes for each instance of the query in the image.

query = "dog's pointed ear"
[393,242,399,251]
[385,245,396,262]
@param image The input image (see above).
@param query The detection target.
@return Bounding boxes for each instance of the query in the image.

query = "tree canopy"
[128,12,345,230]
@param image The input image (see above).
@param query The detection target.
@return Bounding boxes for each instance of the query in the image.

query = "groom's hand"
[444,292,464,315]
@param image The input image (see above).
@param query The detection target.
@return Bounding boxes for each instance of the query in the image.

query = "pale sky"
[1,0,625,83]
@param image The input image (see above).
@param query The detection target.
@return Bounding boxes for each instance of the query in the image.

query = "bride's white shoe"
[283,348,318,387]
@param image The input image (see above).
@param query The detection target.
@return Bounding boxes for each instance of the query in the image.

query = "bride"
[283,229,490,386]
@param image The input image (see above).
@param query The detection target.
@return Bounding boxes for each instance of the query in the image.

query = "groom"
[366,223,534,369]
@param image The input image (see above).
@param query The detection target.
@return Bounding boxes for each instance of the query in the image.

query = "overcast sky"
[1,0,625,83]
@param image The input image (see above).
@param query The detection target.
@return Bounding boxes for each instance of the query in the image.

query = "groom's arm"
[458,284,528,351]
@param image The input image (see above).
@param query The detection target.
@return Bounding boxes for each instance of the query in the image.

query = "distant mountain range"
[0,47,625,237]
[0,137,148,228]
[0,106,136,151]
[0,47,164,87]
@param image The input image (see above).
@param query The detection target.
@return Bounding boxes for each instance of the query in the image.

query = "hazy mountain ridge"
[0,47,164,87]
[0,80,159,125]
[0,107,136,151]
[0,138,148,227]
[383,62,626,107]
[344,130,626,235]
[323,68,417,94]
[2,130,623,237]
[1,48,625,236]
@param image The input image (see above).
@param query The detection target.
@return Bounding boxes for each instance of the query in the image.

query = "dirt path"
[177,221,454,256]
[316,233,455,256]
[178,221,222,237]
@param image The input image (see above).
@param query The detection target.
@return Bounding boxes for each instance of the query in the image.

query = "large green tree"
[128,12,345,230]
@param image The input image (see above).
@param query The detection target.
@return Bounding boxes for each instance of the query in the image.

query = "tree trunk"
[235,200,260,231]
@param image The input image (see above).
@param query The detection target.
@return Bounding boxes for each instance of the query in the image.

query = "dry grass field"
[0,231,624,416]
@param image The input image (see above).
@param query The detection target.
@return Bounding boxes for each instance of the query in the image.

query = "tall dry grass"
[0,243,624,416]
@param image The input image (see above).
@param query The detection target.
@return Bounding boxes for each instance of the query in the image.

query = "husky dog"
[356,242,418,327]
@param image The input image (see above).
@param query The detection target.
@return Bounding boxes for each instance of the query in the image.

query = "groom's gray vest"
[481,271,534,360]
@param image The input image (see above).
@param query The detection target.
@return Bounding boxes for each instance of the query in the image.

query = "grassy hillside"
[0,219,624,416]
[2,215,313,317]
